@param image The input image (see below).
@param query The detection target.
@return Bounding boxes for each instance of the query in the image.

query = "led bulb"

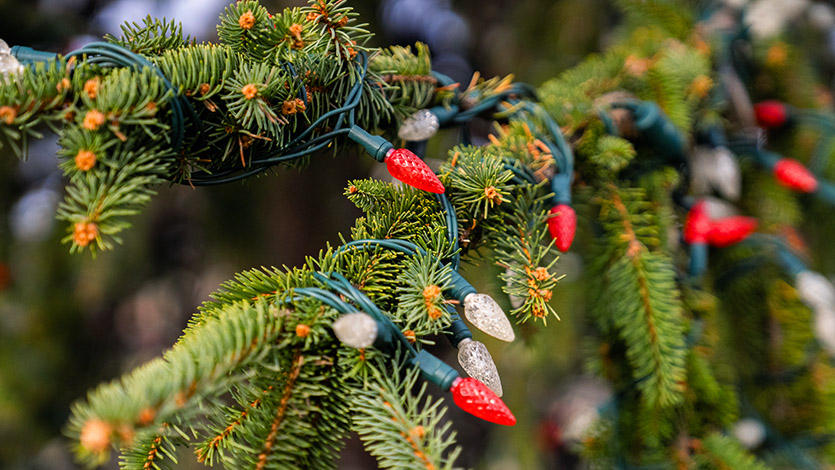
[705,215,757,248]
[712,147,742,201]
[689,148,713,194]
[384,148,445,193]
[332,312,378,349]
[703,197,738,220]
[0,53,22,77]
[809,4,835,31]
[463,293,515,342]
[547,204,576,252]
[797,270,835,310]
[450,377,516,426]
[753,100,789,128]
[814,306,835,356]
[774,158,818,193]
[733,418,766,449]
[457,338,503,397]
[683,201,711,244]
[398,109,440,142]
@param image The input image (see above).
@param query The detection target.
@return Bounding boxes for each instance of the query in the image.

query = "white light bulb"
[814,306,835,356]
[332,312,378,349]
[398,109,439,142]
[808,3,835,31]
[712,146,742,201]
[457,338,503,397]
[0,53,23,77]
[0,39,9,55]
[689,146,717,196]
[733,418,766,449]
[797,270,835,311]
[689,146,741,201]
[463,293,515,342]
[745,0,808,38]
[704,197,739,219]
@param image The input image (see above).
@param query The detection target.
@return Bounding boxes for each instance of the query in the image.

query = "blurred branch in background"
[0,0,612,468]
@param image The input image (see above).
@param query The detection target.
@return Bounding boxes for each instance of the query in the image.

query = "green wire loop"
[187,51,370,185]
[64,41,195,152]
[314,272,418,357]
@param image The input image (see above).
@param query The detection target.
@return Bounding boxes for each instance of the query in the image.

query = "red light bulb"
[774,158,818,193]
[706,216,758,248]
[451,377,516,426]
[384,148,445,193]
[547,204,576,252]
[683,200,711,244]
[754,100,790,128]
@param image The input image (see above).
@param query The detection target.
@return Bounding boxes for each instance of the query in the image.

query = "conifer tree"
[2,0,835,469]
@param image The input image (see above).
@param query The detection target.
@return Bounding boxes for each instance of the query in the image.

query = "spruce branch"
[370,43,435,116]
[352,357,463,470]
[68,299,292,466]
[692,433,771,470]
[106,16,193,55]
[1,0,429,253]
[12,0,835,468]
[586,186,686,409]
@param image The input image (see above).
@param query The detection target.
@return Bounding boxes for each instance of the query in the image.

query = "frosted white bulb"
[711,146,742,201]
[398,109,439,142]
[745,0,808,38]
[457,338,503,397]
[689,146,717,196]
[463,293,515,342]
[814,306,835,356]
[733,418,766,449]
[0,53,23,77]
[562,407,600,448]
[796,270,835,310]
[332,312,378,349]
[689,146,741,201]
[808,3,835,30]
[0,39,9,55]
[704,197,739,220]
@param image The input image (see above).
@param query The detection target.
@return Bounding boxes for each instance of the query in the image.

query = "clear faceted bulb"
[0,53,23,77]
[809,3,835,31]
[797,270,835,310]
[712,146,742,201]
[733,418,766,449]
[687,147,714,196]
[463,293,515,342]
[398,109,439,142]
[703,197,738,220]
[814,306,835,356]
[0,39,9,55]
[332,312,378,349]
[689,146,741,201]
[457,338,503,397]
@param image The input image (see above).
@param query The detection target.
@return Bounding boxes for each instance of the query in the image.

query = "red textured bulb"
[706,216,758,248]
[774,158,818,193]
[384,148,445,193]
[547,204,576,252]
[683,200,711,244]
[754,100,790,128]
[451,377,516,426]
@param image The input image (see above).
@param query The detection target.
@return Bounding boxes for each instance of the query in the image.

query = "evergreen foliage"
[4,0,835,468]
